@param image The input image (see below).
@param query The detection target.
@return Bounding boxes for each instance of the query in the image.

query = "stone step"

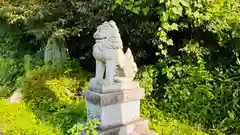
[97,118,153,135]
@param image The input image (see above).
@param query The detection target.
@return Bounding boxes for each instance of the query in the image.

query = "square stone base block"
[88,78,141,94]
[97,118,157,135]
[87,100,140,129]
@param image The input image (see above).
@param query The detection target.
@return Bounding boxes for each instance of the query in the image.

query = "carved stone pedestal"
[83,80,157,135]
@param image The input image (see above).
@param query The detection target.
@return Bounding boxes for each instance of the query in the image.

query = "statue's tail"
[115,48,138,79]
[124,48,138,78]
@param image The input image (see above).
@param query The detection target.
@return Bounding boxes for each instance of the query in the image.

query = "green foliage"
[68,120,100,135]
[0,99,61,135]
[114,0,240,56]
[115,0,240,134]
[0,34,42,59]
[0,0,113,40]
[1,0,240,135]
[135,66,156,97]
[140,99,212,135]
[206,0,240,45]
[61,57,92,90]
[0,86,11,98]
[0,59,24,98]
[149,41,240,134]
[0,54,44,98]
[0,56,92,135]
[0,33,44,97]
[0,59,22,86]
[0,34,20,58]
[16,65,88,134]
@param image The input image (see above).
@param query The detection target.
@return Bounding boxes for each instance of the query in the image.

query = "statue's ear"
[108,21,116,27]
[109,20,116,24]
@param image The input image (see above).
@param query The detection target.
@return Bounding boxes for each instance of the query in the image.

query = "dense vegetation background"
[0,0,240,135]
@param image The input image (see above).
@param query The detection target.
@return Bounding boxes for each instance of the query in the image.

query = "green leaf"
[236,58,240,65]
[171,0,180,6]
[228,110,235,119]
[160,12,169,22]
[158,44,163,49]
[129,0,135,4]
[166,39,174,46]
[134,1,142,5]
[172,7,182,16]
[162,22,170,30]
[111,4,118,9]
[85,130,91,135]
[179,0,190,7]
[115,0,123,4]
[193,11,200,18]
[159,0,165,3]
[170,23,178,30]
[125,4,133,10]
[142,6,149,15]
[161,49,167,56]
[132,7,141,14]
[92,130,98,135]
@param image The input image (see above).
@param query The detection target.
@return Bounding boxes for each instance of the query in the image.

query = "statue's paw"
[97,79,104,85]
[103,79,114,86]
[114,76,122,83]
[89,78,97,87]
[89,78,104,87]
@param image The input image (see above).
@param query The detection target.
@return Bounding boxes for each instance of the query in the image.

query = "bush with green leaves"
[0,59,24,98]
[147,41,240,134]
[68,120,100,135]
[140,99,214,135]
[135,66,156,98]
[114,0,240,57]
[15,65,90,134]
[0,99,61,135]
[136,64,219,135]
[0,54,44,98]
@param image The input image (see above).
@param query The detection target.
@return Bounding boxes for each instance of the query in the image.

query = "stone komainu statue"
[92,20,138,85]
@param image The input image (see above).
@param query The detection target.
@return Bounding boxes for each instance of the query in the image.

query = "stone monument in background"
[44,36,68,65]
[83,20,157,135]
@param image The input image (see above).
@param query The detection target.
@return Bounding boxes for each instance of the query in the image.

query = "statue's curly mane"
[92,20,138,83]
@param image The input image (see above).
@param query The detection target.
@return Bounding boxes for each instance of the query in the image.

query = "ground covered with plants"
[0,0,240,135]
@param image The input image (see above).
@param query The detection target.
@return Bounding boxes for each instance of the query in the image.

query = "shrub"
[68,120,100,135]
[0,59,23,87]
[0,35,21,59]
[0,55,44,98]
[0,59,24,98]
[140,99,211,135]
[136,65,219,134]
[13,64,90,134]
[0,99,61,135]
[135,66,156,98]
[150,41,240,134]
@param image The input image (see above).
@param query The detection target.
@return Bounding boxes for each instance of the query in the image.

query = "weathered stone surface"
[144,131,158,135]
[44,36,68,65]
[97,118,151,135]
[88,79,140,93]
[88,79,141,94]
[87,101,140,129]
[83,88,144,106]
[91,20,138,86]
[81,20,157,135]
